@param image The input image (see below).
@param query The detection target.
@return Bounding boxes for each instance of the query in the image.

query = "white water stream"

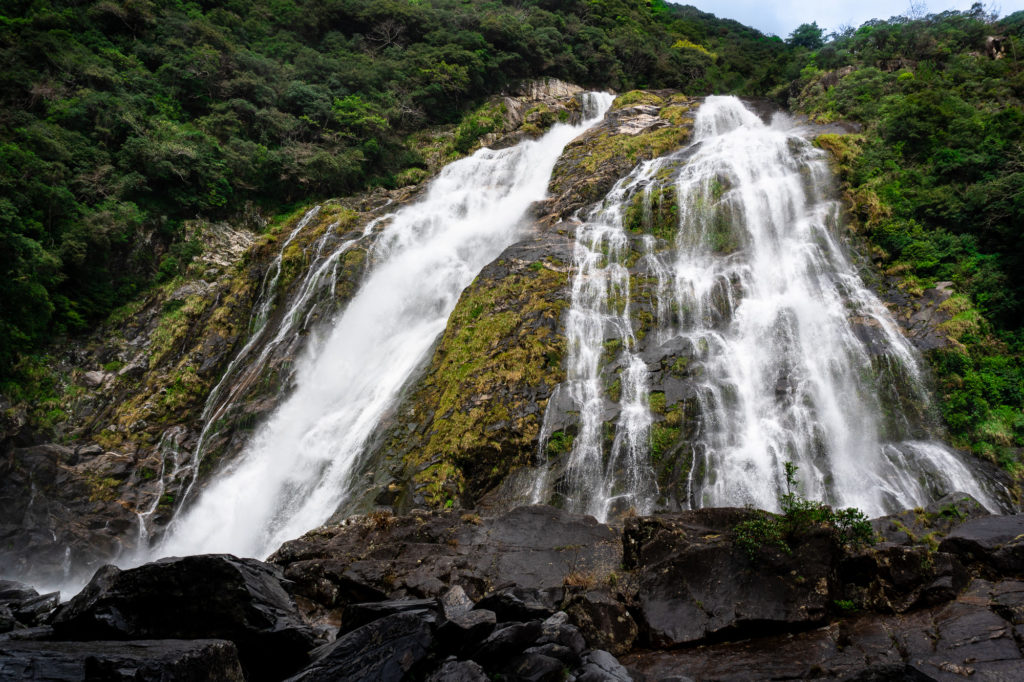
[543,95,996,520]
[151,93,614,560]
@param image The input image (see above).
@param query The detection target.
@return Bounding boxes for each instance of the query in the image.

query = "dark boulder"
[500,652,565,682]
[473,621,544,667]
[0,580,59,629]
[564,589,637,655]
[938,514,1024,576]
[536,612,586,657]
[476,585,558,622]
[839,544,967,613]
[625,510,836,647]
[576,649,632,682]
[0,639,244,681]
[271,506,619,609]
[623,578,1024,680]
[436,609,497,655]
[286,609,436,682]
[50,554,316,681]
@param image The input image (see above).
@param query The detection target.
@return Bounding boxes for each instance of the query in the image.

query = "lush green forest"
[2,0,1023,474]
[788,5,1024,472]
[0,0,794,377]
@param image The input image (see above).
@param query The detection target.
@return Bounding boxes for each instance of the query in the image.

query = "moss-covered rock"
[361,233,575,511]
[546,91,697,222]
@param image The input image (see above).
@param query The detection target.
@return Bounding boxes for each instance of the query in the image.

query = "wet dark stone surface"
[0,639,245,682]
[50,554,317,681]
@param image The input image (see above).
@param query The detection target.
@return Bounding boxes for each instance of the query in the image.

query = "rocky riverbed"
[1,498,1021,680]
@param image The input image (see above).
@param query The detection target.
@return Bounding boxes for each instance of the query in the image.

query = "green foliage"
[734,463,875,560]
[788,22,824,50]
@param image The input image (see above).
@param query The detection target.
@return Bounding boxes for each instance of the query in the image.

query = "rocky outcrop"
[0,639,245,681]
[624,510,837,646]
[269,506,620,612]
[546,90,697,222]
[356,233,576,511]
[50,554,317,681]
[625,577,1024,680]
[0,502,1021,680]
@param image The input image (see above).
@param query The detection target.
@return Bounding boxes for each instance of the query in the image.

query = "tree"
[789,22,824,49]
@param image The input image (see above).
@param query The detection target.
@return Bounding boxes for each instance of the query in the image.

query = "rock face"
[0,639,245,682]
[269,506,620,610]
[50,554,317,681]
[624,510,836,646]
[0,502,1019,680]
[625,578,1024,681]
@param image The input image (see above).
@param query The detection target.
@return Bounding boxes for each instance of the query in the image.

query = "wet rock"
[565,590,637,656]
[537,612,587,657]
[287,610,436,682]
[437,609,497,654]
[939,514,1024,576]
[501,652,565,682]
[426,658,489,682]
[51,555,316,681]
[271,506,619,609]
[623,578,1024,680]
[990,580,1024,624]
[0,580,59,629]
[871,492,990,546]
[0,604,16,634]
[341,598,438,634]
[0,639,245,681]
[526,642,578,666]
[839,544,967,613]
[576,649,632,682]
[11,591,60,626]
[473,621,544,667]
[477,586,558,623]
[625,510,835,647]
[439,584,474,619]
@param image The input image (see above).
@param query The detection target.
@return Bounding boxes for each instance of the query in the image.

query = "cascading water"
[539,95,998,520]
[153,92,614,560]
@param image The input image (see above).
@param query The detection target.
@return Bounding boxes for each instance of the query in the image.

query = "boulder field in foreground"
[0,501,1021,680]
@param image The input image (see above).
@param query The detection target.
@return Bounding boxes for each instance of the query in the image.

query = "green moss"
[659,104,694,127]
[148,295,212,368]
[404,261,571,505]
[650,423,680,462]
[547,430,574,456]
[624,185,678,241]
[86,474,120,502]
[612,90,666,108]
[669,356,689,375]
[578,126,692,177]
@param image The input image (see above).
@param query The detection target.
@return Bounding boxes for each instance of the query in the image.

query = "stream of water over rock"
[148,93,615,560]
[534,95,998,521]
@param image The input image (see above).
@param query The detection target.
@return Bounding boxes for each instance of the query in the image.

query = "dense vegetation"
[789,5,1024,473]
[0,0,795,378]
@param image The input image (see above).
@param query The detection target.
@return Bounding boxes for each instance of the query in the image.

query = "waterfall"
[152,92,614,560]
[544,95,997,520]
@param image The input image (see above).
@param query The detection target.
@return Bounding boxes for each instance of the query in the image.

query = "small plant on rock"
[734,462,874,560]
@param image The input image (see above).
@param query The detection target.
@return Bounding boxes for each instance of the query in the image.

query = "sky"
[681,1,1024,39]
